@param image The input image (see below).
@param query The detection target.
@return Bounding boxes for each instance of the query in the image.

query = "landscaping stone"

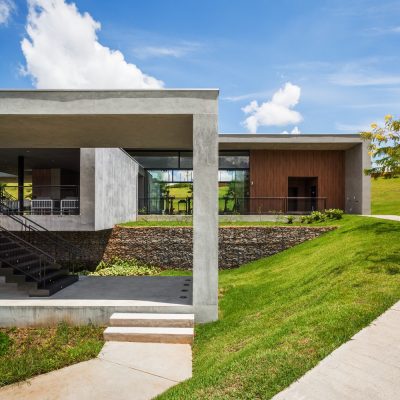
[12,226,335,270]
[102,226,335,269]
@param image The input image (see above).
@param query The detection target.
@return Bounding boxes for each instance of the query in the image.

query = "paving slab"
[0,340,192,400]
[98,341,192,382]
[364,215,400,222]
[272,301,400,400]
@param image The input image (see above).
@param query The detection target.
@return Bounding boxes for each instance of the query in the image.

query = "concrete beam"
[192,114,219,323]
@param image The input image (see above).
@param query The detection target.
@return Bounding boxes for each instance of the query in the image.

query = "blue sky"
[0,0,399,133]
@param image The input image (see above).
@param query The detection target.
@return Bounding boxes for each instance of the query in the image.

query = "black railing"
[138,196,327,215]
[0,185,80,215]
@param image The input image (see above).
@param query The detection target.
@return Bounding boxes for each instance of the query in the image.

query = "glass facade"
[127,150,250,214]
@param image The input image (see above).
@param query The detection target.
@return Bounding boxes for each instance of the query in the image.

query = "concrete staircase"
[104,313,194,344]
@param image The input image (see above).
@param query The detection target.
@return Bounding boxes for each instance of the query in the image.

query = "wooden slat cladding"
[249,150,345,209]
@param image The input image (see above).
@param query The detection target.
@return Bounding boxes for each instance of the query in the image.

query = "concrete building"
[0,89,371,322]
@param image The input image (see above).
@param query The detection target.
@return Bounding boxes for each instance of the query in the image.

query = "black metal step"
[0,253,36,265]
[30,274,79,297]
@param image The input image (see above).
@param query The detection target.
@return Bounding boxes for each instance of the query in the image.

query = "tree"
[360,115,400,178]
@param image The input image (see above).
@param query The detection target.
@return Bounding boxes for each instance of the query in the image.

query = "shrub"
[325,208,344,220]
[0,332,11,356]
[90,258,161,277]
[286,215,294,224]
[310,211,327,222]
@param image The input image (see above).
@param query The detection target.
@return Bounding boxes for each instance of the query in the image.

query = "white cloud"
[21,0,163,89]
[0,0,15,25]
[281,126,301,135]
[335,122,370,132]
[241,82,303,133]
[133,42,201,59]
[330,72,400,86]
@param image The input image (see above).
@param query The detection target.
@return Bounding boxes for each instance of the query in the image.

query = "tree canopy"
[360,115,400,178]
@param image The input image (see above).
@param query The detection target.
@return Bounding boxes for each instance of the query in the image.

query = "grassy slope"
[159,216,400,399]
[0,323,104,387]
[372,177,400,215]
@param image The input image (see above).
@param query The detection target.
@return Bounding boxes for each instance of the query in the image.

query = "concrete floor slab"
[0,340,192,400]
[0,276,193,327]
[364,215,400,222]
[272,301,400,400]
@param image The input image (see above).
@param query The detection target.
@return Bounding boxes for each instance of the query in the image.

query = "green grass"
[158,215,400,399]
[0,323,104,387]
[372,177,400,215]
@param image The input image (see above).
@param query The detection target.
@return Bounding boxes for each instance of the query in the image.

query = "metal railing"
[0,185,80,215]
[138,196,327,215]
[0,197,83,273]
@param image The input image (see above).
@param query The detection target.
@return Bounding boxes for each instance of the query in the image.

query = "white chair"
[31,198,54,215]
[61,197,79,215]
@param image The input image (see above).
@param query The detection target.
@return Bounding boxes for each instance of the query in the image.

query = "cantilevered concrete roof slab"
[219,133,364,150]
[0,89,218,149]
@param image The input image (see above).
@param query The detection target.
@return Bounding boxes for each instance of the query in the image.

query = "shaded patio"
[0,276,193,327]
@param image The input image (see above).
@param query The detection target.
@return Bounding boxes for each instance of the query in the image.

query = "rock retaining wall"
[13,226,334,270]
[102,226,334,269]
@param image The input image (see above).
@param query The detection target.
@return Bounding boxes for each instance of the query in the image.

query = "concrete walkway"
[364,215,400,222]
[0,342,192,400]
[273,301,400,400]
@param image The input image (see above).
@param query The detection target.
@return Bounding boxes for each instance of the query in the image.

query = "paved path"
[0,342,192,400]
[272,301,400,400]
[364,215,400,222]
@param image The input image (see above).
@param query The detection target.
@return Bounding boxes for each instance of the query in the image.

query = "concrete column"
[345,142,371,214]
[192,114,219,323]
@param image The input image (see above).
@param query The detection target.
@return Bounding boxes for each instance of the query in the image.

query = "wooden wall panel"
[249,150,345,209]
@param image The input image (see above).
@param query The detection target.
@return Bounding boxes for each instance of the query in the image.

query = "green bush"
[0,332,11,356]
[300,209,344,224]
[310,211,327,222]
[286,215,294,224]
[325,208,344,220]
[89,258,161,277]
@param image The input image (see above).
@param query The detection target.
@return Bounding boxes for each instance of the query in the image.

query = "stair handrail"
[0,198,82,258]
[0,226,56,263]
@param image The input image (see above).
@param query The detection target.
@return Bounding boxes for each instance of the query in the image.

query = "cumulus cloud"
[242,82,303,133]
[21,0,163,89]
[281,126,301,135]
[0,0,15,25]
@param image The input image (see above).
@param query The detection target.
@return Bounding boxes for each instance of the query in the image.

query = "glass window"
[173,170,193,182]
[219,151,249,169]
[179,152,193,168]
[128,151,179,169]
[148,170,173,182]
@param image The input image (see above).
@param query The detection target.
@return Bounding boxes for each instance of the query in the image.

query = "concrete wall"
[94,148,138,230]
[345,143,371,214]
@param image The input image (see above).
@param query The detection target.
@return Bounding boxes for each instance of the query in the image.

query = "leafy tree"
[360,115,400,178]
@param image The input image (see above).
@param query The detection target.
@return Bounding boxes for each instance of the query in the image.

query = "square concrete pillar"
[345,142,371,214]
[192,114,219,323]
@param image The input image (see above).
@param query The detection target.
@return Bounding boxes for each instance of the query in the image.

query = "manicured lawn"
[371,177,400,215]
[0,323,104,387]
[158,215,400,399]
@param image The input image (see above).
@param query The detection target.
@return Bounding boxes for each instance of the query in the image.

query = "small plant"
[90,258,161,276]
[310,211,327,222]
[324,208,344,220]
[286,215,294,224]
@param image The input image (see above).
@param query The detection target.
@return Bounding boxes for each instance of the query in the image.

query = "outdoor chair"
[31,198,54,215]
[61,197,79,215]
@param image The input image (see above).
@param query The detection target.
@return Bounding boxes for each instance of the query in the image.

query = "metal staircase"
[0,193,80,296]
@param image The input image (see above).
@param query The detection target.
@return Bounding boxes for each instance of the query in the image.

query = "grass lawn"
[158,215,400,399]
[0,323,104,387]
[371,177,400,215]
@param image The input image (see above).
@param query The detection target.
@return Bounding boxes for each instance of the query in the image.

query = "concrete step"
[103,326,194,344]
[109,313,195,328]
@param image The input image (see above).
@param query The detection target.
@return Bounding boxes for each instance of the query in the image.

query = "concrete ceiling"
[0,114,193,149]
[0,149,80,175]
